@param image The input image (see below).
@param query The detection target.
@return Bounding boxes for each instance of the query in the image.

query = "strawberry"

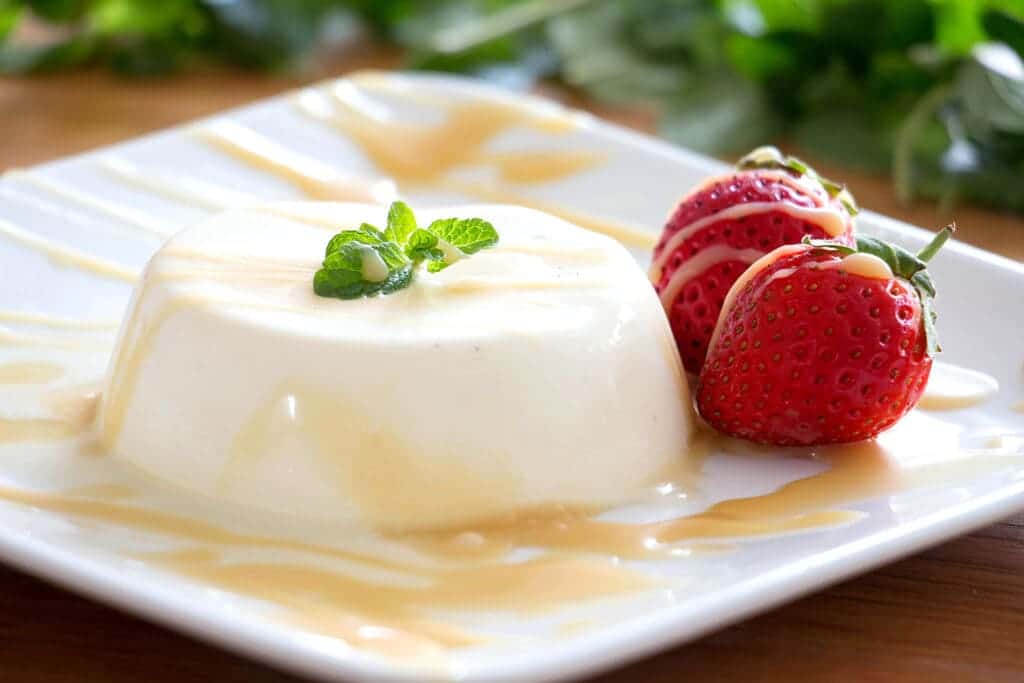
[695,226,955,446]
[651,146,858,374]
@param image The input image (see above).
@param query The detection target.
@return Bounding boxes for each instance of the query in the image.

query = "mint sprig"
[313,201,499,300]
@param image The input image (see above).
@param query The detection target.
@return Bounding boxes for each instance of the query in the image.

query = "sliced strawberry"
[696,226,953,446]
[652,147,857,374]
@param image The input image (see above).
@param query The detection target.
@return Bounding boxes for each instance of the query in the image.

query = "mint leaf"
[385,200,417,244]
[314,202,500,300]
[324,225,380,255]
[315,244,378,298]
[404,228,441,262]
[315,242,414,299]
[324,225,407,270]
[359,223,388,243]
[426,217,499,254]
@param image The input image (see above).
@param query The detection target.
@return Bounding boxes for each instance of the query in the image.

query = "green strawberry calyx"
[803,224,956,356]
[737,145,859,217]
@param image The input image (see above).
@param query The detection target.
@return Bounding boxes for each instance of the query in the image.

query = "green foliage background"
[3,0,1024,213]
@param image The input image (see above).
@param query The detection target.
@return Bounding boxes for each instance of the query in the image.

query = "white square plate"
[1,71,1023,683]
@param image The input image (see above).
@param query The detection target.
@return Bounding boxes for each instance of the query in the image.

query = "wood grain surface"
[0,54,1022,683]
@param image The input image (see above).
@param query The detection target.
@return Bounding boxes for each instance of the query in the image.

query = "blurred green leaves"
[0,3,22,43]
[0,0,350,74]
[2,0,1024,214]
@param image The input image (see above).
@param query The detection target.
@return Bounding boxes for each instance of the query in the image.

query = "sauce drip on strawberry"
[696,226,954,447]
[652,147,856,374]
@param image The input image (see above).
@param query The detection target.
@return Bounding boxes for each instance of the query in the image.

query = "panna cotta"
[99,202,691,529]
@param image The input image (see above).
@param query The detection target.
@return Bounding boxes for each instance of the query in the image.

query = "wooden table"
[1,59,1022,683]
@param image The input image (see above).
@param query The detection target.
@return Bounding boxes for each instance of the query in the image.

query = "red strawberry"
[651,147,858,374]
[695,226,954,446]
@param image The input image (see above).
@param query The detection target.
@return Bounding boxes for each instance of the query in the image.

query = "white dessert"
[99,203,691,529]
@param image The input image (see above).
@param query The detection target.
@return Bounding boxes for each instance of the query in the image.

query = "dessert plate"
[1,71,1023,683]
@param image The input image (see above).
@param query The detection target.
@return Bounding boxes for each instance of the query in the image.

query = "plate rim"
[2,69,1023,683]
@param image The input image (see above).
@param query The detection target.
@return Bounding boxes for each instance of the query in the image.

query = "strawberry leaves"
[804,224,955,355]
[737,145,860,216]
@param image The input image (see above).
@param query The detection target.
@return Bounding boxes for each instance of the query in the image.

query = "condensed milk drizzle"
[0,355,1020,659]
[0,71,1017,665]
[287,77,657,248]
